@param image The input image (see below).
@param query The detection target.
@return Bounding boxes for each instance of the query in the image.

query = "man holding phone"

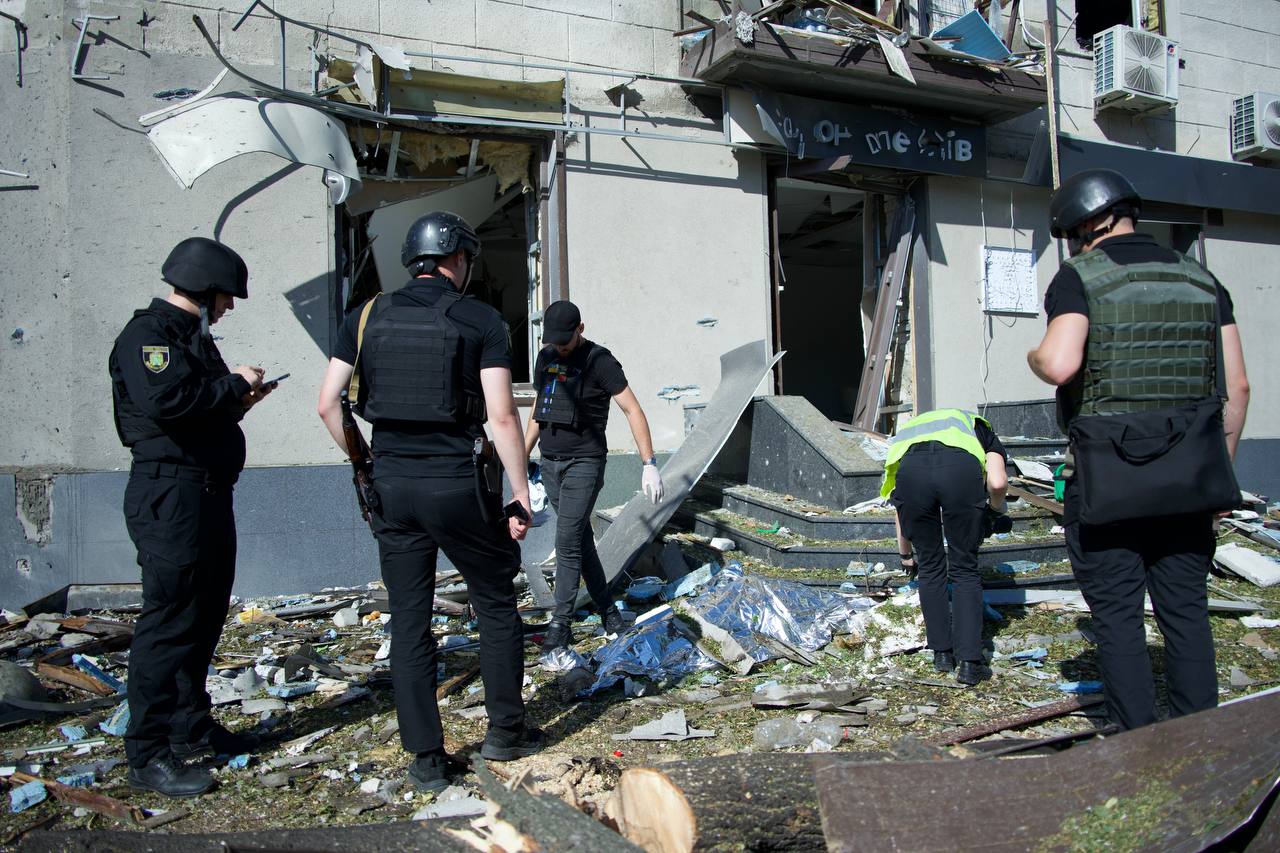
[317,211,540,795]
[109,238,272,797]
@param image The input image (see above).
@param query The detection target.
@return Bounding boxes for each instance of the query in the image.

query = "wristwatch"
[643,455,657,466]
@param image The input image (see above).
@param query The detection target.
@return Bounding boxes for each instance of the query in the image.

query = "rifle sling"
[346,295,381,404]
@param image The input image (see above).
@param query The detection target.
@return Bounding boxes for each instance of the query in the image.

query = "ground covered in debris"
[2,527,1278,845]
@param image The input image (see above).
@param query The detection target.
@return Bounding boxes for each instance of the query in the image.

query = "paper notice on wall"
[876,33,916,84]
[982,246,1038,315]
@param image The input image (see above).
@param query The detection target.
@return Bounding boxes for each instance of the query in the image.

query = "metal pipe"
[0,10,27,86]
[71,14,120,81]
[279,16,287,89]
[0,167,30,179]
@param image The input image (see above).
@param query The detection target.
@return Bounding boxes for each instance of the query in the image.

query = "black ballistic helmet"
[161,238,249,298]
[401,211,481,271]
[1049,169,1142,238]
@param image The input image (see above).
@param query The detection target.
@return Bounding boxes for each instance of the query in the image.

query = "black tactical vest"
[534,346,604,428]
[1060,251,1219,425]
[357,290,485,424]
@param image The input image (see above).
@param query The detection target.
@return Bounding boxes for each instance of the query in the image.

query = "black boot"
[956,660,992,686]
[541,620,572,652]
[172,724,262,761]
[129,754,216,798]
[481,725,546,761]
[602,606,629,636]
[933,650,957,673]
[407,750,451,793]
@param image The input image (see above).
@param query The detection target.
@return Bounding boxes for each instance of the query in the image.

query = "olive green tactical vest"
[1062,250,1219,423]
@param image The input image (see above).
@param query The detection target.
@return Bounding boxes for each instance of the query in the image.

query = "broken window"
[335,128,544,383]
[1075,1,1162,48]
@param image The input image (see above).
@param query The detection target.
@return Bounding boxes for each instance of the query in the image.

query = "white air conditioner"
[1093,25,1179,112]
[1231,91,1280,161]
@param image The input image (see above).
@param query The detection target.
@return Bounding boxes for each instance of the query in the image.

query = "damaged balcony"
[681,10,1045,124]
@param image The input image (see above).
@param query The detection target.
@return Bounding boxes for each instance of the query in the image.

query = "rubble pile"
[1,515,1278,845]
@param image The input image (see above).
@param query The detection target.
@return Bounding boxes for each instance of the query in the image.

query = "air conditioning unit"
[1231,92,1280,161]
[1093,25,1179,112]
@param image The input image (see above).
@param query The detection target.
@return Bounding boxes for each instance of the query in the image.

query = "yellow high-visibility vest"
[879,408,990,498]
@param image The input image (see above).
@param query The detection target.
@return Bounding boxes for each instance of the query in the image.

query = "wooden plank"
[852,200,915,430]
[35,663,118,697]
[1007,483,1064,516]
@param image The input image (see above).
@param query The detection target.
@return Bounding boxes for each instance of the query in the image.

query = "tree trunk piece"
[610,753,830,852]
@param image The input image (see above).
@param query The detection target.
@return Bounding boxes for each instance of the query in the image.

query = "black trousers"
[122,466,236,769]
[892,445,987,662]
[1065,482,1218,730]
[371,474,526,755]
[541,455,610,623]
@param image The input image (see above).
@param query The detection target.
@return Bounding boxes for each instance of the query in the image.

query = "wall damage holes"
[16,474,53,545]
[15,557,30,578]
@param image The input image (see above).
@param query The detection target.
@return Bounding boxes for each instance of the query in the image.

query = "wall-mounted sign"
[753,89,986,178]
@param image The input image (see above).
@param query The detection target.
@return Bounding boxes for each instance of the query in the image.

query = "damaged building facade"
[0,0,1277,608]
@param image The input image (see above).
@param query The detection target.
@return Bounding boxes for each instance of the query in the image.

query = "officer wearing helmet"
[317,211,541,794]
[1028,169,1251,730]
[109,237,272,797]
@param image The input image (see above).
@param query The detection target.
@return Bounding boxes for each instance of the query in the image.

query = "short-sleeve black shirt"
[1044,233,1236,324]
[975,419,1008,462]
[334,277,512,477]
[532,340,628,458]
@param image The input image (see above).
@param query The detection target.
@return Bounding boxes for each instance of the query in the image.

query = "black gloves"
[981,504,1013,538]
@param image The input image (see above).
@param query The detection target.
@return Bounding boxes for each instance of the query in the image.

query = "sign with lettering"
[753,90,986,178]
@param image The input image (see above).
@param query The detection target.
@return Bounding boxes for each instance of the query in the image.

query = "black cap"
[542,300,581,345]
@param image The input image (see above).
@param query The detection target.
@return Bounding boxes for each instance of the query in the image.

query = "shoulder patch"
[142,346,170,374]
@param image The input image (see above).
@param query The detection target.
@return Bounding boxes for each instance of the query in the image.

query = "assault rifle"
[339,390,379,524]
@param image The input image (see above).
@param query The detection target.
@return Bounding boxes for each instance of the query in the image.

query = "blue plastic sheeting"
[9,780,46,813]
[930,10,1011,61]
[72,653,126,694]
[586,563,875,695]
[98,701,130,737]
[1010,647,1048,660]
[55,771,95,788]
[59,724,87,742]
[1058,680,1104,694]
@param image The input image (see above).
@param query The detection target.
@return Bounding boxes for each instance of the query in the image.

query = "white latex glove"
[641,463,663,504]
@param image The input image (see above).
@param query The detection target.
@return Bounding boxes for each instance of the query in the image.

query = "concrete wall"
[922,176,1057,411]
[925,175,1279,443]
[0,0,765,475]
[1051,0,1280,161]
[1204,209,1280,439]
[0,1,333,473]
[563,130,771,452]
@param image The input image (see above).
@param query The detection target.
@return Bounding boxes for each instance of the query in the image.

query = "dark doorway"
[771,177,866,422]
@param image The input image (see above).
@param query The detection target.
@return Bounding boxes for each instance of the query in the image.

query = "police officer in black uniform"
[524,300,664,651]
[317,211,541,794]
[109,238,270,797]
[1029,169,1251,730]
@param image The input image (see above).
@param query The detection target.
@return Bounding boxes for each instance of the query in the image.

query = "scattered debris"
[613,710,714,742]
[1215,542,1280,587]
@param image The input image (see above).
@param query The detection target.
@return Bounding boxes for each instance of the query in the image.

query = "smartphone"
[263,373,290,387]
[503,499,532,524]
